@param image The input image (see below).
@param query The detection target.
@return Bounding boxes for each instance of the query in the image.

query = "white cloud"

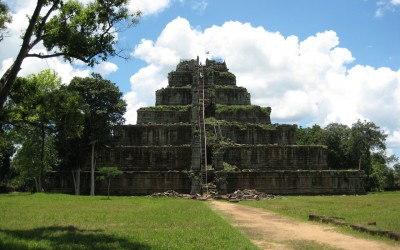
[375,0,400,17]
[126,17,400,156]
[191,0,208,15]
[128,0,172,16]
[93,62,119,76]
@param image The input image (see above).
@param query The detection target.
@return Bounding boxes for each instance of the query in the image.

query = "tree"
[97,166,123,199]
[11,133,59,192]
[348,120,387,175]
[296,124,326,145]
[0,0,140,108]
[67,74,126,196]
[4,70,83,191]
[0,0,12,42]
[6,70,61,191]
[323,123,351,169]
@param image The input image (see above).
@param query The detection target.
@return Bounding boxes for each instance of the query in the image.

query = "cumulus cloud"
[125,17,400,154]
[128,0,173,16]
[93,62,119,76]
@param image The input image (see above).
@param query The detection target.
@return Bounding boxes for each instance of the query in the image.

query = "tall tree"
[52,86,86,195]
[67,74,126,196]
[6,70,63,191]
[0,0,140,108]
[324,123,351,169]
[348,120,387,175]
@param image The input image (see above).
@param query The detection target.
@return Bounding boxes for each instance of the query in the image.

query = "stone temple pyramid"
[52,57,366,195]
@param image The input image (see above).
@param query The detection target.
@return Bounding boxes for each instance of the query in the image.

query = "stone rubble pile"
[225,189,279,201]
[150,190,193,199]
[150,189,279,202]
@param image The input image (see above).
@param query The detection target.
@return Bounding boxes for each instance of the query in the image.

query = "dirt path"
[209,200,399,250]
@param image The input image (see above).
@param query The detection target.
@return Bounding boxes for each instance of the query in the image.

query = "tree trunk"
[72,168,81,195]
[0,0,45,107]
[34,177,39,193]
[38,124,45,193]
[90,141,96,196]
[107,178,110,199]
[34,175,43,193]
[37,174,43,192]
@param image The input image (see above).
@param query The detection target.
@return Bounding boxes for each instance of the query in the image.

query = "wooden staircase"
[198,63,208,194]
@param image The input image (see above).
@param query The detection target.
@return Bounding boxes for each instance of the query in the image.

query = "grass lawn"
[240,191,400,239]
[0,193,257,250]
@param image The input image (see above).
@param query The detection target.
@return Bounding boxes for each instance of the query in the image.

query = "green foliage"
[4,70,68,191]
[222,162,238,172]
[297,120,393,191]
[139,105,191,111]
[66,74,126,195]
[0,125,13,185]
[216,104,271,116]
[97,166,123,199]
[296,124,326,145]
[0,193,257,249]
[216,71,236,85]
[98,166,123,178]
[37,0,140,66]
[0,0,141,107]
[0,0,11,42]
[348,120,387,176]
[11,135,59,191]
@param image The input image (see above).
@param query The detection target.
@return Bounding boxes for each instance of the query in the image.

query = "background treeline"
[0,70,126,194]
[297,122,400,191]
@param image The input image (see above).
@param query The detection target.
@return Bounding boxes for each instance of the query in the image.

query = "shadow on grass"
[0,225,151,250]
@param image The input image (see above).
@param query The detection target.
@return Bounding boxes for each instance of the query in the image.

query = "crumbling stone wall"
[156,87,192,106]
[99,146,191,171]
[226,170,366,195]
[215,105,271,124]
[119,124,191,146]
[137,109,191,124]
[215,87,251,105]
[217,124,296,145]
[223,145,328,170]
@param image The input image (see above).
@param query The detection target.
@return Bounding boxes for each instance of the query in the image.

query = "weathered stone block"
[98,146,191,171]
[156,87,192,106]
[215,105,271,124]
[215,86,251,105]
[137,107,191,124]
[216,124,296,145]
[223,145,328,170]
[118,124,191,146]
[225,170,366,195]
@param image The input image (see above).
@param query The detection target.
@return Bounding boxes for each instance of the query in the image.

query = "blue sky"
[1,0,400,157]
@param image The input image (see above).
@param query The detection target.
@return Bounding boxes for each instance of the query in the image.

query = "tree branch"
[0,0,46,108]
[26,52,90,64]
[29,0,61,49]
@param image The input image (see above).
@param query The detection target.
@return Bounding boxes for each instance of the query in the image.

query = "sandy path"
[209,200,399,250]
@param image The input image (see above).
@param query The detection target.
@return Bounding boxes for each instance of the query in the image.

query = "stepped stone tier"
[49,58,365,195]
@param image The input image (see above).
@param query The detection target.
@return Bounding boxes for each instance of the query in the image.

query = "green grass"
[0,193,257,250]
[240,192,400,239]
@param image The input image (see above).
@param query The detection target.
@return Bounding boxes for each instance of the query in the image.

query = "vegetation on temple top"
[216,104,271,117]
[205,117,276,130]
[139,105,191,112]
